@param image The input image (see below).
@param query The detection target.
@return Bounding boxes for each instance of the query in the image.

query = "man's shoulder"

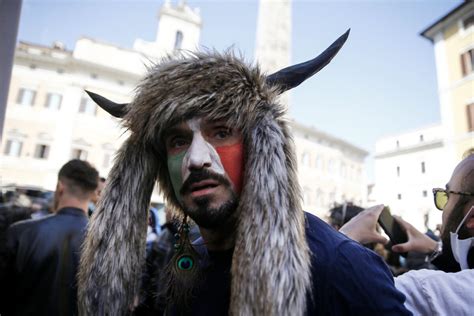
[8,214,54,233]
[304,212,355,257]
[304,211,392,276]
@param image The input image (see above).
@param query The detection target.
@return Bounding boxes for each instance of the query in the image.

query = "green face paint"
[167,150,186,201]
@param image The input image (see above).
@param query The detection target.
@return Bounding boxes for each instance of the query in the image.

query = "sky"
[17,0,463,181]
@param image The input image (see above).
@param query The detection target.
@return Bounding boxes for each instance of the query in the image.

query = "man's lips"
[188,179,220,197]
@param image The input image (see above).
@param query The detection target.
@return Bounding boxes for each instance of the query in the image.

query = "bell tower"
[255,0,292,107]
[134,0,202,58]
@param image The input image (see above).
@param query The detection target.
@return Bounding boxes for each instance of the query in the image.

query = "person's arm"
[339,204,388,244]
[340,205,438,255]
[331,240,412,315]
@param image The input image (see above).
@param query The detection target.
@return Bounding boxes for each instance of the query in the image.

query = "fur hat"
[78,31,349,316]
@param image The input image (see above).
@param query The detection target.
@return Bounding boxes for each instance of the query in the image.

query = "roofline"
[289,120,369,157]
[420,1,471,42]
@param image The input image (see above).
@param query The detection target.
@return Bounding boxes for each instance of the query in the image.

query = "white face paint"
[181,118,225,182]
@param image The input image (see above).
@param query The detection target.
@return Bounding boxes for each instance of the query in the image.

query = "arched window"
[174,31,183,50]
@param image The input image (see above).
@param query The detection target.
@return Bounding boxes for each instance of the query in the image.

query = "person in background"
[88,176,106,217]
[340,154,474,316]
[0,159,99,316]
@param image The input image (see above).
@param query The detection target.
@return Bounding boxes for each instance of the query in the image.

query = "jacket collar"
[57,207,88,217]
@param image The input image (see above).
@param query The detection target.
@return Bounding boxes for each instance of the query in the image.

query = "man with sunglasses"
[340,154,474,315]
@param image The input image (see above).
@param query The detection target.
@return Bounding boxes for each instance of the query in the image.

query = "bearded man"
[78,31,410,315]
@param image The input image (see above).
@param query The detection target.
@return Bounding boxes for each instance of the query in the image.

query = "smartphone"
[377,206,408,247]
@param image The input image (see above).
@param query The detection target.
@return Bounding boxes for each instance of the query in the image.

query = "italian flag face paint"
[215,142,244,194]
[167,150,186,201]
[166,141,245,201]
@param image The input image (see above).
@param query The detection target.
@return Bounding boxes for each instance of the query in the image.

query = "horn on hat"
[85,90,128,118]
[266,29,350,92]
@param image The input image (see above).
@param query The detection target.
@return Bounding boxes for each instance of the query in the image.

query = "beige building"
[373,1,474,231]
[1,0,368,212]
[292,121,368,217]
[421,0,474,164]
[1,1,201,202]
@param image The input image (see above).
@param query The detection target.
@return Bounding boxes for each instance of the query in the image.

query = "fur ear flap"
[78,136,158,315]
[230,114,311,316]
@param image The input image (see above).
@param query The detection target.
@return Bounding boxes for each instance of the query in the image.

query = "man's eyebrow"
[164,126,187,138]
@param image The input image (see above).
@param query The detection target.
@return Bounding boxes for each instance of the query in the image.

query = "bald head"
[441,154,474,241]
[458,155,474,193]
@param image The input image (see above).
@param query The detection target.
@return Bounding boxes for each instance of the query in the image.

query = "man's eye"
[170,138,188,148]
[214,129,231,139]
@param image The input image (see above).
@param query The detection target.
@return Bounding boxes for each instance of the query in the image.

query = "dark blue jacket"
[169,212,411,315]
[0,207,88,316]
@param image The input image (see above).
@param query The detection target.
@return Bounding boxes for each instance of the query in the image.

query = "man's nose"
[187,135,212,170]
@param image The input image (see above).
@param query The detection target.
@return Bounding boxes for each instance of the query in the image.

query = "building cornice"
[420,1,473,42]
[375,139,444,159]
[289,120,369,158]
[14,43,142,81]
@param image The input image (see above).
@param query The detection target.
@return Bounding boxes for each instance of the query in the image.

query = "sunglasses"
[432,188,474,210]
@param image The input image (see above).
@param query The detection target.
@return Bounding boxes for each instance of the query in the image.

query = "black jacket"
[0,207,88,316]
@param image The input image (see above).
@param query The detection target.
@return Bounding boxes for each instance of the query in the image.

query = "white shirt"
[395,268,474,316]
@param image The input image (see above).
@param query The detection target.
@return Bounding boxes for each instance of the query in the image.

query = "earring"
[165,215,200,312]
[173,215,197,272]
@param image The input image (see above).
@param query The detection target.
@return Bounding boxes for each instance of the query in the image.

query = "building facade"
[373,125,448,230]
[421,0,474,165]
[1,1,201,202]
[292,121,368,218]
[373,1,474,231]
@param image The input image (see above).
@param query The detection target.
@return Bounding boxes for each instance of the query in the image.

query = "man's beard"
[180,169,239,229]
[440,196,472,269]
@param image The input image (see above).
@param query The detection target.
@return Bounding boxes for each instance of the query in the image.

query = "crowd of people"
[0,31,473,315]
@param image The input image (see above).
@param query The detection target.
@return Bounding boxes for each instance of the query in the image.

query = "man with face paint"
[340,154,474,315]
[78,32,411,316]
[166,118,243,234]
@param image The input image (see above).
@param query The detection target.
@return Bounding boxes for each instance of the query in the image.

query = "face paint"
[181,119,225,182]
[168,150,186,201]
[215,142,244,194]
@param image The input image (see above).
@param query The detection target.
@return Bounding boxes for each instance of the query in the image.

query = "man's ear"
[56,181,64,195]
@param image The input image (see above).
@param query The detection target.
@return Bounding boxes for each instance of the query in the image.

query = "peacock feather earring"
[165,215,201,313]
[173,215,197,272]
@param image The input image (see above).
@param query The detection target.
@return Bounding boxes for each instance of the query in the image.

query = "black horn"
[266,29,350,93]
[85,90,128,118]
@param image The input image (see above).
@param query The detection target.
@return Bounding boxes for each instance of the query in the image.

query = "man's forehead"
[448,158,474,190]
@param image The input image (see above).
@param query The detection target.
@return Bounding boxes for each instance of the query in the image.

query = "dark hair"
[328,203,364,228]
[58,159,99,197]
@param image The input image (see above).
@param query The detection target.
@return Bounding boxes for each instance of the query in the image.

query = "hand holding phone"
[377,207,408,256]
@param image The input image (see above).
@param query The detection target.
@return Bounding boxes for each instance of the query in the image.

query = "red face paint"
[215,142,244,195]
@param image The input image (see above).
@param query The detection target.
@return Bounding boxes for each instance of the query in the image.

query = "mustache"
[180,169,231,195]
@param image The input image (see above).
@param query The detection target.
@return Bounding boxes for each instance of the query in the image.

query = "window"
[301,152,310,167]
[419,134,424,142]
[16,88,36,106]
[467,103,474,132]
[34,144,50,159]
[3,139,23,157]
[396,140,400,148]
[460,49,474,77]
[422,190,428,197]
[79,97,97,115]
[397,193,402,200]
[174,30,183,50]
[303,187,311,205]
[463,14,474,29]
[396,166,400,177]
[44,93,62,110]
[421,161,426,173]
[71,148,88,160]
[103,152,112,168]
